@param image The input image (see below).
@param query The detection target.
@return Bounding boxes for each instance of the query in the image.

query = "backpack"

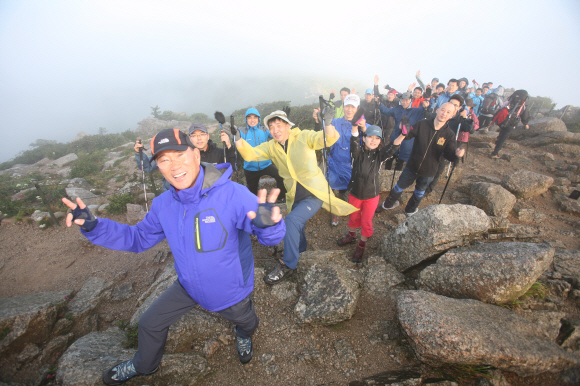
[480,93,501,115]
[500,90,528,128]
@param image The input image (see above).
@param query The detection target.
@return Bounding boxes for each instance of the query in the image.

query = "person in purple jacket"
[62,128,286,385]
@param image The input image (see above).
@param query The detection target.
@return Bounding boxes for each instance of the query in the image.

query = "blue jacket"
[134,152,171,192]
[468,93,485,116]
[379,105,426,162]
[327,118,367,190]
[432,90,460,110]
[238,108,272,172]
[82,163,285,312]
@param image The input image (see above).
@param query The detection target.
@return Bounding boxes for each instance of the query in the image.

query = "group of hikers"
[62,71,531,384]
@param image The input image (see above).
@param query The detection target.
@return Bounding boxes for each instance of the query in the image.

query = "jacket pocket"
[193,209,228,253]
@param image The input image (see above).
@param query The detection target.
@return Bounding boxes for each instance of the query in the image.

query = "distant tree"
[151,105,161,118]
[189,113,211,124]
[98,127,108,136]
[29,139,57,148]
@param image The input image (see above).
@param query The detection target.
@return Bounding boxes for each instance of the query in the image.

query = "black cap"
[449,94,465,105]
[150,129,191,160]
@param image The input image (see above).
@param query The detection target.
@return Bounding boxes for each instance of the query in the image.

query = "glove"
[400,116,410,135]
[222,122,239,137]
[349,106,365,125]
[214,111,226,125]
[282,106,291,118]
[329,92,335,101]
[69,205,98,232]
[251,202,277,229]
[424,88,432,98]
[322,105,336,124]
[385,84,391,90]
[460,120,473,132]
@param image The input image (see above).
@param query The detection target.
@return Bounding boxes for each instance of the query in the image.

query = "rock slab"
[397,290,580,376]
[417,242,554,304]
[501,170,553,199]
[382,204,490,272]
[469,182,516,217]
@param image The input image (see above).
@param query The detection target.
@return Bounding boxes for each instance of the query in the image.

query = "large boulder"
[553,249,580,279]
[397,290,580,376]
[126,204,146,225]
[546,143,580,157]
[57,327,208,385]
[49,153,78,167]
[164,307,230,353]
[521,131,580,147]
[382,204,490,272]
[554,193,580,215]
[416,242,554,304]
[0,290,72,356]
[132,264,177,325]
[510,117,567,140]
[469,182,516,217]
[501,170,553,199]
[69,277,114,336]
[294,263,363,325]
[65,187,106,206]
[363,255,406,297]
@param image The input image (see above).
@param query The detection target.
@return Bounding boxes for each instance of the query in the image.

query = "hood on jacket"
[171,162,232,204]
[245,108,261,129]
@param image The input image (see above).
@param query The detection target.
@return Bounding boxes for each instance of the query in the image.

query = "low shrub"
[107,193,134,214]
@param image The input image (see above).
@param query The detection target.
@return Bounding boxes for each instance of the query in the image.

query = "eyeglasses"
[156,152,186,169]
[189,133,207,140]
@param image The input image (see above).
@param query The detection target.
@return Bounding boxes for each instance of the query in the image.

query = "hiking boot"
[331,214,339,226]
[405,208,419,217]
[352,244,365,263]
[102,359,158,385]
[382,198,400,210]
[235,327,253,364]
[264,261,293,285]
[337,231,356,246]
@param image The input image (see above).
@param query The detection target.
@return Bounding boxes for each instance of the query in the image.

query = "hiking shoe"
[337,231,356,246]
[405,208,419,217]
[102,359,158,385]
[264,261,294,285]
[383,200,400,210]
[235,327,253,364]
[331,214,339,226]
[352,244,365,263]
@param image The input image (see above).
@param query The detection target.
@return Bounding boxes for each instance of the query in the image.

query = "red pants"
[347,194,380,238]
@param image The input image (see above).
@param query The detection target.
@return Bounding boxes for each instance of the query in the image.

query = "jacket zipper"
[416,129,438,173]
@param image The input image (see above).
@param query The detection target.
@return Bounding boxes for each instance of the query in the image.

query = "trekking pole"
[138,139,149,212]
[559,105,570,120]
[447,122,461,177]
[230,115,238,182]
[389,161,397,191]
[319,95,333,227]
[533,101,544,119]
[32,181,59,227]
[439,162,457,204]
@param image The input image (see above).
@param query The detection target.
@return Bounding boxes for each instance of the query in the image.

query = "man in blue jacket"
[63,128,286,384]
[237,108,286,200]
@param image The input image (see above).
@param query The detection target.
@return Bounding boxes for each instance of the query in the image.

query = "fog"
[1,0,579,163]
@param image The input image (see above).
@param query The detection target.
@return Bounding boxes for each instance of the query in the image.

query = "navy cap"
[150,129,191,160]
[365,125,383,139]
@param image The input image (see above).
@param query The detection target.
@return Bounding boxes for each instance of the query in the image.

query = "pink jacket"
[457,109,479,143]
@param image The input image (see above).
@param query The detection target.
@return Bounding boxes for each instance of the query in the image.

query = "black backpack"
[508,89,529,106]
[501,90,528,129]
[480,93,501,115]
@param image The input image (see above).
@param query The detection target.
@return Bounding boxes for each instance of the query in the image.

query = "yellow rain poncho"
[237,127,358,216]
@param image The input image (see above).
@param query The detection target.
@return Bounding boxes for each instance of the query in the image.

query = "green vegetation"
[70,152,105,179]
[435,363,493,381]
[0,327,9,340]
[115,320,139,349]
[107,193,134,214]
[519,281,547,300]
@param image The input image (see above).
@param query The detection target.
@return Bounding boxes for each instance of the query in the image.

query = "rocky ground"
[1,116,580,385]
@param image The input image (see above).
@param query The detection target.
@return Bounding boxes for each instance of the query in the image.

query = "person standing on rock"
[336,125,399,262]
[377,102,465,216]
[490,89,530,159]
[234,109,358,285]
[62,128,285,384]
[134,140,171,192]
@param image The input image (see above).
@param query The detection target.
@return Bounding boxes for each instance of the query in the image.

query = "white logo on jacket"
[202,216,216,223]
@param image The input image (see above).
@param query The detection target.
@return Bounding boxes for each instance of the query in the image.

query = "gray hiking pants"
[132,280,259,374]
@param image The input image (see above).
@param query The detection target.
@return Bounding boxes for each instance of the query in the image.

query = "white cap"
[343,94,360,108]
[263,110,294,128]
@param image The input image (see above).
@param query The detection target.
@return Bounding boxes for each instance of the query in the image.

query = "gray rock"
[516,310,565,341]
[270,281,299,302]
[71,131,89,142]
[553,249,580,279]
[132,264,176,324]
[41,333,74,363]
[356,370,423,386]
[56,167,71,177]
[470,131,499,143]
[417,242,554,304]
[297,350,323,366]
[469,183,516,217]
[118,182,140,195]
[164,307,229,353]
[382,204,490,272]
[294,264,363,325]
[560,319,580,353]
[138,192,156,201]
[10,187,35,201]
[554,193,580,214]
[521,131,580,147]
[378,169,403,192]
[69,277,113,335]
[463,175,503,185]
[333,339,357,368]
[501,170,554,199]
[65,188,106,206]
[476,369,510,386]
[87,205,100,214]
[546,143,580,157]
[0,289,72,356]
[98,203,109,213]
[510,117,568,139]
[110,282,134,302]
[50,318,73,338]
[126,204,146,225]
[397,290,580,375]
[15,343,40,363]
[66,178,90,189]
[296,250,357,282]
[30,210,49,223]
[363,255,406,297]
[102,157,125,171]
[49,153,78,167]
[515,208,546,223]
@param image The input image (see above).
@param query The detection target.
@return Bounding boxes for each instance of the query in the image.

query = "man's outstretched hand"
[62,197,98,231]
[247,189,283,228]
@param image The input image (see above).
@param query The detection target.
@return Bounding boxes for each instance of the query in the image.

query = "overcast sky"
[1,0,579,163]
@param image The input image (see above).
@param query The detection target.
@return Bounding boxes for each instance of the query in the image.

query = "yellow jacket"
[237,127,358,216]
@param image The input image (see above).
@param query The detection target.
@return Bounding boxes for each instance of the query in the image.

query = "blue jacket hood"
[245,108,261,128]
